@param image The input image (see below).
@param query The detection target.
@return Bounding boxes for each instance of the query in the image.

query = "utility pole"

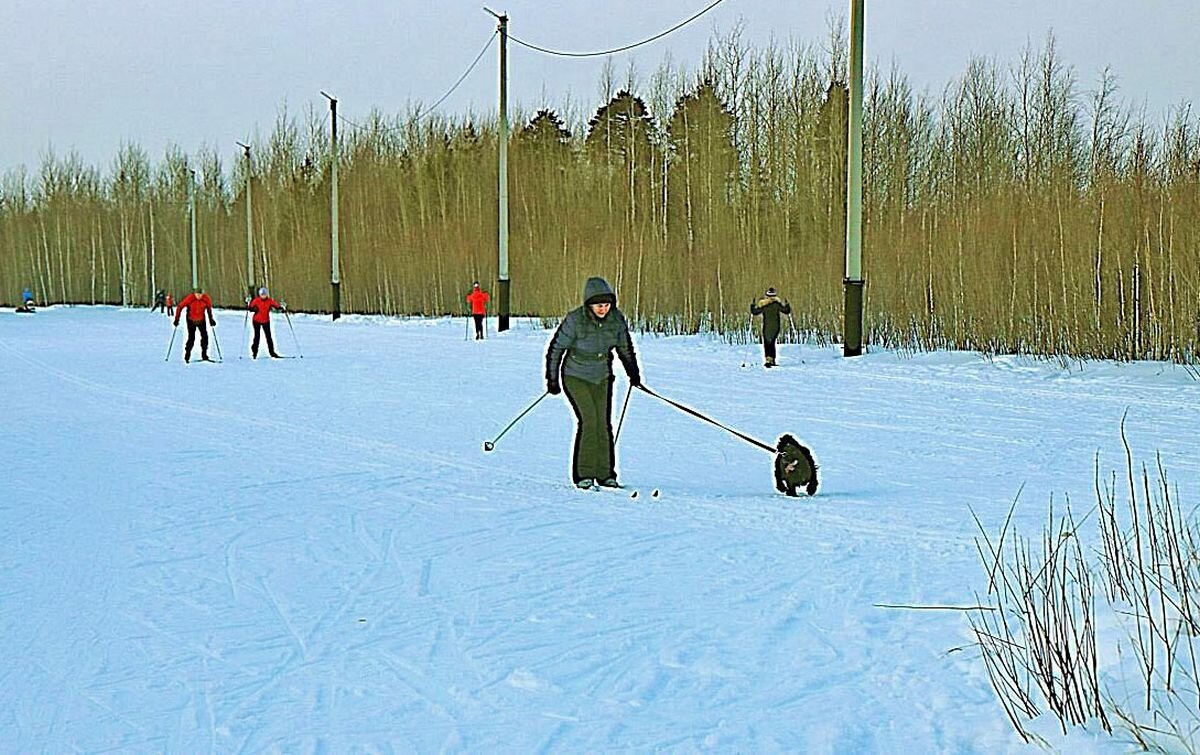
[188,167,198,291]
[322,91,341,320]
[843,0,865,357]
[485,8,511,332]
[237,141,254,299]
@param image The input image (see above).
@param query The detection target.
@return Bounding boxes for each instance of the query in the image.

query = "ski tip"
[652,489,660,498]
[630,490,638,499]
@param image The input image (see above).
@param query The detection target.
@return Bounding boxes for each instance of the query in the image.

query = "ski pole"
[465,306,470,341]
[483,391,550,452]
[614,384,633,444]
[241,304,250,359]
[744,311,755,367]
[283,309,303,358]
[787,312,800,357]
[210,321,223,362]
[636,385,776,454]
[164,321,179,361]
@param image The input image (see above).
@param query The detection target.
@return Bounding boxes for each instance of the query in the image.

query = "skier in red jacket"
[245,287,285,358]
[173,287,216,362]
[466,281,490,340]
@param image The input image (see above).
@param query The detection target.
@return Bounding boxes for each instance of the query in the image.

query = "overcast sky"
[2,0,1198,176]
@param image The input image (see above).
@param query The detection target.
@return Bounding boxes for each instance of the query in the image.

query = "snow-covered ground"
[3,305,1197,752]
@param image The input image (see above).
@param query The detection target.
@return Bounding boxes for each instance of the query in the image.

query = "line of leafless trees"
[2,28,1198,361]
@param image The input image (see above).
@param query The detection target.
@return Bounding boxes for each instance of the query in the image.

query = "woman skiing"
[465,281,490,340]
[545,276,642,490]
[245,287,285,358]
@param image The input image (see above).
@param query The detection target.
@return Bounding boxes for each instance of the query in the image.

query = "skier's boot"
[597,477,621,489]
[576,478,595,490]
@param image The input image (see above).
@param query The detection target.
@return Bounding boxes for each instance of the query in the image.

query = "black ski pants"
[184,319,209,360]
[763,337,777,362]
[252,321,277,357]
[563,375,615,484]
[472,314,485,339]
[762,324,779,362]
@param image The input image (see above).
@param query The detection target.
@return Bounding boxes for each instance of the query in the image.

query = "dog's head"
[776,433,800,452]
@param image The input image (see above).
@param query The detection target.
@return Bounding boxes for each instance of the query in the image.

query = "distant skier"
[466,281,490,340]
[245,287,285,359]
[545,276,642,490]
[151,289,166,313]
[750,286,792,368]
[164,292,174,317]
[174,287,216,363]
[21,287,34,306]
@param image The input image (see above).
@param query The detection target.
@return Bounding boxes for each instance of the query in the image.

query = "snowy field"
[3,305,1198,752]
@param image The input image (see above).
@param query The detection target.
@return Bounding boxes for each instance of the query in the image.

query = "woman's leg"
[564,376,613,483]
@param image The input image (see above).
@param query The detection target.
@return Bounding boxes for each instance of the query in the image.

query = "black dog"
[775,434,818,497]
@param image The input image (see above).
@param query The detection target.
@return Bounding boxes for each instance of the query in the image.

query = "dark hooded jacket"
[751,294,791,340]
[545,277,641,387]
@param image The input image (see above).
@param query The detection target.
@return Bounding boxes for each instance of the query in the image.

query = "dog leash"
[636,385,777,454]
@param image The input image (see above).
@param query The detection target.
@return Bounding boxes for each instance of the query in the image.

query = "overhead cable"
[338,29,498,133]
[507,0,728,58]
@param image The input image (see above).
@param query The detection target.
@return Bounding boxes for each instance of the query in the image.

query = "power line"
[507,0,728,58]
[425,29,498,114]
[337,29,498,134]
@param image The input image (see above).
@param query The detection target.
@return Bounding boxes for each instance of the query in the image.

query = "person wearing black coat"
[545,276,642,490]
[750,286,792,368]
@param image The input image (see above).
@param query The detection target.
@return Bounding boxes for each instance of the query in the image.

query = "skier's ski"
[573,481,660,500]
[595,484,660,500]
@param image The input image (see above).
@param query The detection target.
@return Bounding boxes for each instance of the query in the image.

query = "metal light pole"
[321,90,341,320]
[188,167,198,290]
[237,141,254,299]
[843,0,865,357]
[485,8,511,332]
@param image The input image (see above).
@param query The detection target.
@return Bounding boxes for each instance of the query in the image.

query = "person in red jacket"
[174,287,216,362]
[466,281,490,340]
[245,287,285,358]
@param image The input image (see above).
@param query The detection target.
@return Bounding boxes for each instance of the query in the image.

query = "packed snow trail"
[3,306,1195,751]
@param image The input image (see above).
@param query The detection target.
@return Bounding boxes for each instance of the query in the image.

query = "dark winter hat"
[765,286,777,296]
[583,276,616,306]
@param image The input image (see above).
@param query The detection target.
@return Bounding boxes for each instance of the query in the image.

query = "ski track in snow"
[2,305,1197,752]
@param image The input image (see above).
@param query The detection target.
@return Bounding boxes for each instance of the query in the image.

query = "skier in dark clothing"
[545,276,643,490]
[174,287,216,362]
[750,286,792,368]
[151,289,166,313]
[245,287,284,358]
